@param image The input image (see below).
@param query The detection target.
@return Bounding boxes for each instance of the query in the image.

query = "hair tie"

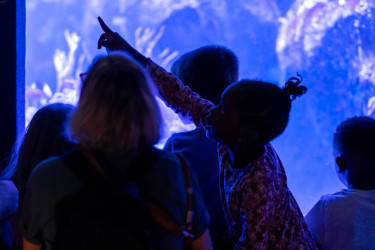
[282,73,306,101]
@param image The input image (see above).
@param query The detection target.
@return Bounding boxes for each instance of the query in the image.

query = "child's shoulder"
[319,189,375,207]
[320,189,352,201]
[263,143,280,163]
[250,144,283,173]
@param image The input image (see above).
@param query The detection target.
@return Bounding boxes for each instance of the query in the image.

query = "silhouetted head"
[171,45,239,105]
[70,52,162,152]
[333,116,375,189]
[1,103,74,195]
[205,75,306,148]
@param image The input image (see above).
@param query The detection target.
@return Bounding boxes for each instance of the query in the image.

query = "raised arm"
[97,17,213,127]
[97,17,148,66]
[146,60,213,127]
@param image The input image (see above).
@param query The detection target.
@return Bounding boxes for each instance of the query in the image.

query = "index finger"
[98,16,113,34]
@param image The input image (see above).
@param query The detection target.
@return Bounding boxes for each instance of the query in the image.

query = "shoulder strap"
[146,153,195,241]
[124,146,164,183]
[61,146,164,187]
[61,149,107,187]
[176,153,194,236]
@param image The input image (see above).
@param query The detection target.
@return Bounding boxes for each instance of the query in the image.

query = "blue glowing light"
[26,0,375,213]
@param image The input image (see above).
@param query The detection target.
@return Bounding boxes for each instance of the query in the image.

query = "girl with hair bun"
[98,17,317,249]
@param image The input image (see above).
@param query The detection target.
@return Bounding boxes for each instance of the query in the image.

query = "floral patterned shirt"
[147,60,317,250]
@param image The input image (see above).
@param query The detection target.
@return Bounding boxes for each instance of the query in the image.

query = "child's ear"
[336,156,347,173]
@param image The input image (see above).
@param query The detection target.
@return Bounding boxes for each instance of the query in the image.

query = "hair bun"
[282,73,307,101]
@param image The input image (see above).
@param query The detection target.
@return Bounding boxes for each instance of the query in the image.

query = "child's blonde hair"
[70,52,162,152]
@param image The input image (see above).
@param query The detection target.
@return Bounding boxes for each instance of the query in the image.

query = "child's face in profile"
[205,85,245,146]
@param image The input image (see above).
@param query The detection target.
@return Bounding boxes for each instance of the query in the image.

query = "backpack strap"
[146,153,195,243]
[121,146,165,183]
[62,148,195,242]
[176,153,194,239]
[61,149,108,187]
[61,146,164,186]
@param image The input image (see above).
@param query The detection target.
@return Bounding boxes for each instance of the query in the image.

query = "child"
[305,116,375,249]
[1,103,74,249]
[164,46,238,249]
[98,17,317,249]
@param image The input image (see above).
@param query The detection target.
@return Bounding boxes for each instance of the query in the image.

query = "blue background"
[25,0,375,213]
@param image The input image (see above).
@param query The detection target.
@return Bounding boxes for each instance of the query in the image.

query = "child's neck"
[346,166,375,190]
[227,144,265,169]
[347,181,375,190]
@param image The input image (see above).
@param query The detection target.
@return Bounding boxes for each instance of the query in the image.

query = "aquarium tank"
[26,0,375,213]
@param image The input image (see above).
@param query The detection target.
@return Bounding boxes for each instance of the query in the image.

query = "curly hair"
[227,74,306,144]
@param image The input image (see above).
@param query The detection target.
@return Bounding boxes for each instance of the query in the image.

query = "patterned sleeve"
[235,169,276,249]
[146,60,214,128]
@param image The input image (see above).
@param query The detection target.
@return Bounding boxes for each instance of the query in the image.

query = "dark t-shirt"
[164,128,230,248]
[22,150,210,250]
